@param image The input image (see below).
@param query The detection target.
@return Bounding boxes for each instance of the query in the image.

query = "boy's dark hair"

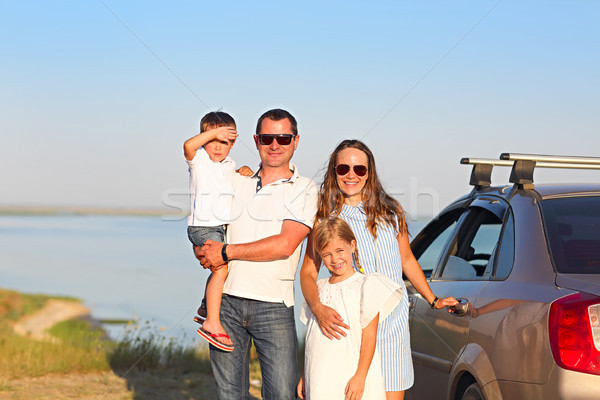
[200,111,236,132]
[256,109,298,135]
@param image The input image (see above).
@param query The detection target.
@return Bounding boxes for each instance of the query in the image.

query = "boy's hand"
[184,126,237,161]
[208,126,238,143]
[237,166,254,176]
[344,374,365,400]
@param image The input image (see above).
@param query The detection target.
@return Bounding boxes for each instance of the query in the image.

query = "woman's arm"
[297,366,306,399]
[345,313,379,400]
[398,231,458,309]
[299,232,350,339]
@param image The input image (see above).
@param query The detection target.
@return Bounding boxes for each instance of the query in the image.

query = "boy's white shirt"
[187,147,236,227]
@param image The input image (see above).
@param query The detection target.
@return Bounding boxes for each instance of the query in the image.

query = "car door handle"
[448,298,470,317]
[408,296,416,310]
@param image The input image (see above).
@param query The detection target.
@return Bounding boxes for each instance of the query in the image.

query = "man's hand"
[199,239,226,269]
[313,303,349,340]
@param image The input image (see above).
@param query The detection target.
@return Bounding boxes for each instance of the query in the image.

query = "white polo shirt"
[224,164,318,306]
[187,148,236,227]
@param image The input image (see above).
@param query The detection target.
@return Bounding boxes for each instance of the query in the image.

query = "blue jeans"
[210,295,298,400]
[187,225,225,247]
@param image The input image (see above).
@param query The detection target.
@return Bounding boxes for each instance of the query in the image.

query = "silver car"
[406,153,600,400]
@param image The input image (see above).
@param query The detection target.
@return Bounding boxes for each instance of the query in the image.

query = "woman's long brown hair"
[316,140,407,238]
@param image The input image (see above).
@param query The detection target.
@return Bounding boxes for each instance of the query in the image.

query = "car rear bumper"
[495,367,600,399]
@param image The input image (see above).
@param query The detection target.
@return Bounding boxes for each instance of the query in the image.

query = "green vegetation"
[0,289,110,378]
[108,319,212,374]
[0,288,51,322]
[0,288,265,381]
[0,287,307,399]
[0,289,214,379]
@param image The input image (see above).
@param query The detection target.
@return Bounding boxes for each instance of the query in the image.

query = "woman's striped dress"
[339,202,414,391]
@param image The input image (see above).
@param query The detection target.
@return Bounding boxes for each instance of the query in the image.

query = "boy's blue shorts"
[187,225,226,248]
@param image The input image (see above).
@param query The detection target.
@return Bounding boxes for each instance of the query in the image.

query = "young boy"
[183,111,251,351]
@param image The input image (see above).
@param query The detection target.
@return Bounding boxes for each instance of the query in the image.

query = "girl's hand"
[344,374,365,400]
[297,376,305,399]
[237,166,254,176]
[434,296,459,309]
[314,303,349,340]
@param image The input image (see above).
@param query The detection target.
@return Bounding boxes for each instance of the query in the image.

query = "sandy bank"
[13,299,91,341]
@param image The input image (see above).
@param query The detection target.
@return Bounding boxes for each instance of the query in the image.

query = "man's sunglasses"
[335,164,368,177]
[257,134,296,146]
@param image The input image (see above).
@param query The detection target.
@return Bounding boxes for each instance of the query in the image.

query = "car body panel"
[497,367,600,400]
[533,184,600,199]
[469,281,559,384]
[410,281,487,399]
[407,182,600,399]
[555,274,600,296]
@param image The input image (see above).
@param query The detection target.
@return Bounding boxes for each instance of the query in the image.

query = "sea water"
[0,214,427,346]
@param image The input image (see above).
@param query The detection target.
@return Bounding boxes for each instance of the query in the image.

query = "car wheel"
[461,382,485,400]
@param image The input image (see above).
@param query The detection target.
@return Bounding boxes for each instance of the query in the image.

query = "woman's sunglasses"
[335,164,368,177]
[257,134,296,146]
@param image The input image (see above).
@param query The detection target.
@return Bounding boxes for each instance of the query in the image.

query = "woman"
[300,139,458,400]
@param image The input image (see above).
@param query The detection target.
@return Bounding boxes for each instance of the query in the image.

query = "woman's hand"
[344,374,365,400]
[434,296,459,309]
[313,303,350,340]
[297,376,305,399]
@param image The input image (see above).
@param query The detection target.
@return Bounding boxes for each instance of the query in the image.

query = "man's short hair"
[200,111,236,133]
[256,109,298,135]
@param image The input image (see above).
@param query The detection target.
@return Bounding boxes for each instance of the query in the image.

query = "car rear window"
[541,196,600,274]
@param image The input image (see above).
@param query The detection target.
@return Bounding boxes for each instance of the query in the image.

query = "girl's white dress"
[300,272,403,400]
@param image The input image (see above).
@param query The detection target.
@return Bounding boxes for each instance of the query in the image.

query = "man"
[200,108,317,400]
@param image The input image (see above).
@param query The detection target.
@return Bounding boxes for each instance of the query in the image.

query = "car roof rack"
[461,153,600,189]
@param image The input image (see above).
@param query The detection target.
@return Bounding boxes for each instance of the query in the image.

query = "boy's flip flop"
[194,300,207,323]
[197,328,234,352]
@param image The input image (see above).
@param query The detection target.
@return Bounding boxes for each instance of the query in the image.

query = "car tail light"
[549,292,600,375]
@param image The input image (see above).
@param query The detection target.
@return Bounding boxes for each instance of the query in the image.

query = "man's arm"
[200,219,310,265]
[183,126,237,161]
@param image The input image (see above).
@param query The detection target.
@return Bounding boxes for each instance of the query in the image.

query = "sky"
[1,0,599,219]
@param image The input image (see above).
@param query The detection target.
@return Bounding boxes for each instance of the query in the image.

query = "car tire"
[461,382,485,400]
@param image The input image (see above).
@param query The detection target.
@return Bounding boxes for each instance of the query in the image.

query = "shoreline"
[13,298,92,341]
[0,205,183,217]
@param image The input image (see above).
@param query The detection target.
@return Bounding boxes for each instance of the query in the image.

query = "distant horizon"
[0,204,437,221]
[0,204,180,217]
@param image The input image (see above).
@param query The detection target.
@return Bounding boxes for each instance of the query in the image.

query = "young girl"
[298,217,404,400]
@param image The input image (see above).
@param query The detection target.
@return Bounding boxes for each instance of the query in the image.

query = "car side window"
[492,209,515,280]
[412,208,464,278]
[440,200,507,280]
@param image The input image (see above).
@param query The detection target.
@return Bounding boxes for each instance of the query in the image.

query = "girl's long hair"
[313,217,364,273]
[316,140,407,238]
